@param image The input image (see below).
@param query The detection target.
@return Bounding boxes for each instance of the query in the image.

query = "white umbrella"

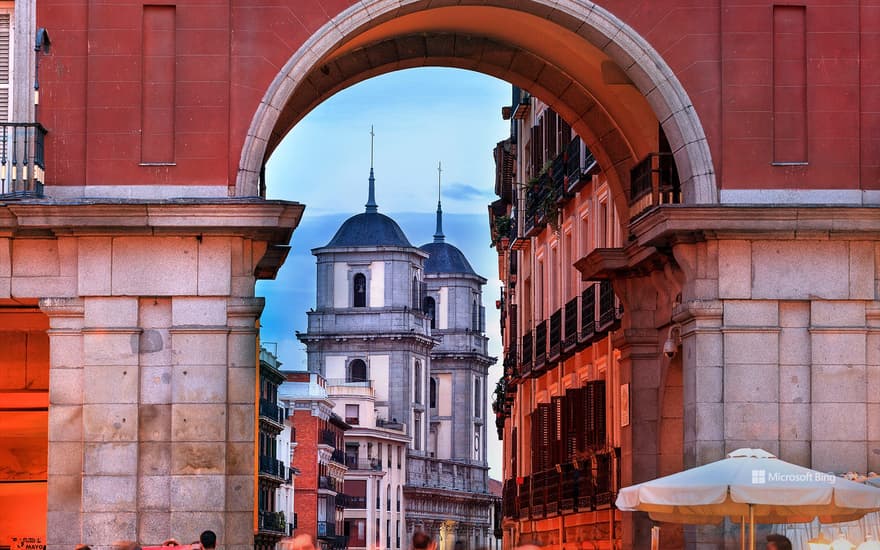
[616,449,880,550]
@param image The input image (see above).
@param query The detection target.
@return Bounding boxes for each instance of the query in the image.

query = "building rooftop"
[325,211,413,248]
[419,241,477,275]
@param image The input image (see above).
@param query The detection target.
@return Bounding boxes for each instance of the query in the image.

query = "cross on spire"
[365,125,378,213]
[434,161,445,243]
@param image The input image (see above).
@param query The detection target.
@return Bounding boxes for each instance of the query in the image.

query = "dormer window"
[353,273,366,307]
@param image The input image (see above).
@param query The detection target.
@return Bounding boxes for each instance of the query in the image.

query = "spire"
[365,125,378,213]
[434,161,445,243]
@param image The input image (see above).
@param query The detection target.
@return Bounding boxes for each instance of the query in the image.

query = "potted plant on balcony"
[491,214,512,248]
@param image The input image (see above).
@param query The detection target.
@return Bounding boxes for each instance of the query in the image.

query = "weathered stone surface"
[46,511,82,545]
[810,300,866,327]
[227,404,255,442]
[723,300,778,327]
[172,365,227,403]
[171,331,228,366]
[48,442,83,475]
[228,366,256,403]
[83,365,138,404]
[811,364,866,403]
[198,237,232,296]
[47,474,82,511]
[723,331,778,365]
[84,297,138,328]
[83,404,137,442]
[83,331,139,367]
[139,404,172,441]
[811,403,866,441]
[171,404,227,441]
[111,237,199,296]
[718,240,750,299]
[724,402,779,440]
[139,442,172,477]
[850,242,875,299]
[779,300,810,327]
[139,475,171,510]
[49,367,83,405]
[778,365,810,404]
[779,403,811,441]
[695,402,723,440]
[227,331,257,368]
[77,237,112,296]
[811,331,866,365]
[48,405,82,442]
[813,441,867,473]
[82,475,137,511]
[12,239,59,277]
[778,440,811,466]
[172,296,228,326]
[225,475,253,512]
[778,328,810,366]
[140,366,172,404]
[225,442,255,475]
[169,475,226,511]
[138,512,171,547]
[170,512,225,549]
[751,241,849,299]
[723,364,778,403]
[224,512,255,545]
[171,442,226,475]
[84,442,138,475]
[81,512,137,546]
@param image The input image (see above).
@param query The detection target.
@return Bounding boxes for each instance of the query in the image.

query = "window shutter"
[0,12,10,122]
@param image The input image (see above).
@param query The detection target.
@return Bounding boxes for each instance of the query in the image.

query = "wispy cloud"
[443,181,493,201]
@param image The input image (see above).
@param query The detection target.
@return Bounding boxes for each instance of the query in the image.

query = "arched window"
[414,360,422,404]
[348,359,367,382]
[353,273,366,307]
[429,377,437,409]
[423,296,436,329]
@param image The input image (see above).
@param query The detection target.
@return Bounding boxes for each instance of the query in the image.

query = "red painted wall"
[37,0,880,193]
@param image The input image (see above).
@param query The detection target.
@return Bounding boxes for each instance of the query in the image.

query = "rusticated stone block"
[811,300,866,327]
[227,332,257,368]
[82,512,137,546]
[139,404,172,441]
[12,238,60,277]
[225,442,255,475]
[172,364,227,403]
[47,474,83,512]
[82,475,136,511]
[138,512,171,547]
[83,404,137,442]
[170,512,224,549]
[84,297,138,328]
[49,367,83,405]
[83,365,138,404]
[48,405,82,442]
[224,512,254,545]
[813,441,867,473]
[227,404,254,442]
[723,364,778,403]
[778,440,811,466]
[811,402,866,441]
[752,241,849,299]
[84,442,137,475]
[171,331,228,366]
[77,237,112,296]
[718,240,751,299]
[172,296,228,326]
[139,442,171,477]
[111,237,198,296]
[139,475,170,510]
[723,300,778,327]
[779,403,811,441]
[83,331,139,367]
[779,300,810,327]
[850,242,875,299]
[811,331,866,365]
[228,367,255,403]
[198,237,232,296]
[140,366,172,404]
[225,475,253,512]
[778,365,810,404]
[723,331,778,365]
[171,442,226,475]
[169,475,226,512]
[171,404,226,441]
[779,328,810,366]
[46,511,82,545]
[724,402,779,440]
[811,364,866,403]
[48,442,83,475]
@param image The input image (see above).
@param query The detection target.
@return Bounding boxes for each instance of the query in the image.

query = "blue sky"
[257,67,511,477]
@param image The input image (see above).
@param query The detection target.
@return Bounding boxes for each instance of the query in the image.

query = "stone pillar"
[43,297,86,550]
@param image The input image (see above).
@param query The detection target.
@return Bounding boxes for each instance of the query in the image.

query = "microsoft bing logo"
[752,469,766,484]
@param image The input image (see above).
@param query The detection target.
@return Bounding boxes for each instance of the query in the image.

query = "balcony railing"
[258,511,285,534]
[259,455,286,481]
[317,521,336,539]
[524,173,552,237]
[549,308,562,361]
[259,399,285,426]
[580,285,596,341]
[330,449,346,465]
[563,296,578,353]
[0,122,47,198]
[628,152,680,219]
[534,319,547,371]
[340,494,367,509]
[320,429,337,448]
[318,475,340,492]
[326,378,373,388]
[597,281,616,330]
[521,330,533,376]
[345,457,383,471]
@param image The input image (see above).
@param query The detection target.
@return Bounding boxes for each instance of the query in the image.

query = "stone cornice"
[0,199,304,244]
[630,205,880,247]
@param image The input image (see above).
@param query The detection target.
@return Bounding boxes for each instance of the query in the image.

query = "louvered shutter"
[0,12,11,122]
[546,111,558,159]
[552,396,565,466]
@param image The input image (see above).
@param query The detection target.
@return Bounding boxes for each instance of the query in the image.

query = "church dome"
[419,241,476,275]
[326,211,413,248]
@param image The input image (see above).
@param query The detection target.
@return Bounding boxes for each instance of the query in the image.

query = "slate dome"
[419,241,477,275]
[325,211,413,248]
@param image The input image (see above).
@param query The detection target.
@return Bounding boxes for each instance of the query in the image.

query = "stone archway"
[236,0,717,212]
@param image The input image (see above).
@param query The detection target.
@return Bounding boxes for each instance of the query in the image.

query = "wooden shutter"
[552,395,565,466]
[0,12,11,122]
[546,111,558,159]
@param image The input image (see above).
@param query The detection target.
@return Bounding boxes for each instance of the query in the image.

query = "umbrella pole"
[741,516,746,550]
[749,504,755,550]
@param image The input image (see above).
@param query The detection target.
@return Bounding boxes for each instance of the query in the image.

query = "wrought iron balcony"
[258,511,286,534]
[318,475,340,492]
[320,428,337,448]
[549,308,562,361]
[258,455,286,482]
[0,122,47,199]
[628,152,680,219]
[259,399,285,426]
[534,319,547,371]
[521,330,533,376]
[597,280,616,330]
[330,449,346,465]
[563,296,578,353]
[345,457,383,471]
[580,285,596,342]
[317,521,336,539]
